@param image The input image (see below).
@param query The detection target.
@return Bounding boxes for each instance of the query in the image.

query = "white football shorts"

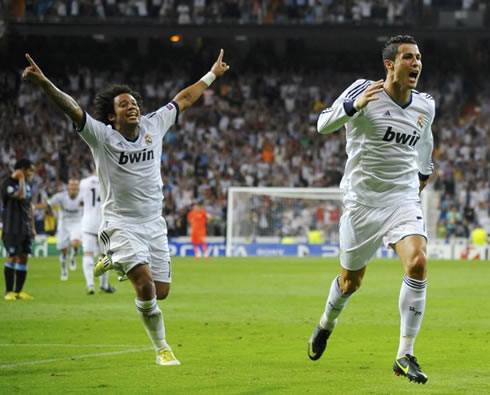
[98,217,171,283]
[82,232,100,255]
[56,221,82,249]
[339,201,427,271]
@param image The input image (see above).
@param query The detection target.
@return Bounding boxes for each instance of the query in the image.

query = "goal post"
[225,187,436,257]
[225,187,344,257]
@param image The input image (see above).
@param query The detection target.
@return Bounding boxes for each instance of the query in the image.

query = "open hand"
[354,79,384,110]
[22,53,47,85]
[211,49,230,77]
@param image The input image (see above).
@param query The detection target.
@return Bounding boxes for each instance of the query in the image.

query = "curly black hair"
[93,84,143,126]
[382,35,418,70]
[14,158,34,170]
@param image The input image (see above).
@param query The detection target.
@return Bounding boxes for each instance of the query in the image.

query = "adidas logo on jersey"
[118,149,154,165]
[382,126,420,146]
[383,110,392,117]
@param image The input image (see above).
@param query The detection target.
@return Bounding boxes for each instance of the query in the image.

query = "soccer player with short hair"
[1,158,36,301]
[46,178,83,280]
[308,35,434,384]
[79,168,115,294]
[23,50,230,366]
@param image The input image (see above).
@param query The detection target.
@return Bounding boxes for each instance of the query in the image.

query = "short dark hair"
[14,158,34,170]
[382,35,418,68]
[93,84,143,126]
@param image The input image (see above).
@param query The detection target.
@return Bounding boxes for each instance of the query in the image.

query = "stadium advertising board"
[1,239,488,260]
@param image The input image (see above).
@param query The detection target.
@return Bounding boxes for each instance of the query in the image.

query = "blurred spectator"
[7,0,488,28]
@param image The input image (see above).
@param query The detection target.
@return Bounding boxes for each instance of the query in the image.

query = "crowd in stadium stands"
[1,53,489,240]
[8,0,490,26]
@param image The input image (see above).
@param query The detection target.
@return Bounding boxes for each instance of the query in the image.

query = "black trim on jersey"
[171,100,180,124]
[123,131,140,143]
[385,91,413,109]
[74,111,87,132]
[400,93,413,109]
[346,80,369,99]
[418,172,430,181]
[343,100,358,117]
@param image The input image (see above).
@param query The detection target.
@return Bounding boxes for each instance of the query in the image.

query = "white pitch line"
[0,343,142,348]
[0,347,153,369]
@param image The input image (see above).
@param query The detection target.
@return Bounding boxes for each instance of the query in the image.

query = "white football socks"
[320,275,353,331]
[135,298,169,351]
[397,275,427,358]
[100,271,109,289]
[59,253,67,272]
[82,255,94,288]
[70,248,77,262]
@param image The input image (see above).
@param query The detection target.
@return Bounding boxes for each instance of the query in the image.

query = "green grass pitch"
[1,256,489,394]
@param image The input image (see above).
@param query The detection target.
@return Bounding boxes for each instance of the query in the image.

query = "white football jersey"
[48,190,83,225]
[317,79,435,207]
[80,174,102,234]
[78,102,178,224]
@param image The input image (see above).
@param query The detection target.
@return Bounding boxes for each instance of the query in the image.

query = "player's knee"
[340,277,362,294]
[135,281,155,300]
[155,283,170,300]
[156,289,170,300]
[17,254,28,264]
[407,253,427,279]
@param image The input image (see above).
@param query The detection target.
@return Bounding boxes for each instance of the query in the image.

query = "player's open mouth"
[408,71,418,81]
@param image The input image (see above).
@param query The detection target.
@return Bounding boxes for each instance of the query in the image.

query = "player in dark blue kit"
[2,158,36,300]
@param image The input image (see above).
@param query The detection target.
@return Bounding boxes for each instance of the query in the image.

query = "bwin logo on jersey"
[118,149,154,165]
[382,126,420,146]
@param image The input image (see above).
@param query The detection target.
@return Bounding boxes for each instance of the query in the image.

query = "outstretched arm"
[173,49,230,113]
[22,54,84,129]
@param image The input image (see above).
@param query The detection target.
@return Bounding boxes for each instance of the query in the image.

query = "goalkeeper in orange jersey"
[187,202,211,259]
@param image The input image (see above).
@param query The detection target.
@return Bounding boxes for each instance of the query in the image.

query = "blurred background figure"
[1,158,36,301]
[187,201,211,259]
[38,179,83,280]
[80,167,115,295]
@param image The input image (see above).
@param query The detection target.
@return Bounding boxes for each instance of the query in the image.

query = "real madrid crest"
[144,133,152,145]
[417,115,424,128]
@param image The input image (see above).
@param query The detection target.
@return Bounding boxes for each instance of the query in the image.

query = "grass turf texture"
[1,257,489,394]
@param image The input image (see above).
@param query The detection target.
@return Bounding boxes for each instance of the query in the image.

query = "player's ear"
[108,113,116,122]
[383,59,394,72]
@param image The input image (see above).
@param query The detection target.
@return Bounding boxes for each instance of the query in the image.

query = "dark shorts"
[2,233,32,257]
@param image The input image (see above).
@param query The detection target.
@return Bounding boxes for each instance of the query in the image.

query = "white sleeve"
[317,79,370,135]
[77,112,108,148]
[416,98,436,176]
[48,192,62,207]
[144,101,180,139]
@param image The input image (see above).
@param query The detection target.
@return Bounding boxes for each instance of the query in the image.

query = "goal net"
[226,187,438,258]
[225,187,344,257]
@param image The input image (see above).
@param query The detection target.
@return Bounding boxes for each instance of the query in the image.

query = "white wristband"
[200,71,216,87]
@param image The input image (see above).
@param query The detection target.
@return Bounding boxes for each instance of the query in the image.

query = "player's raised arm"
[22,53,84,129]
[317,79,384,135]
[173,49,230,113]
